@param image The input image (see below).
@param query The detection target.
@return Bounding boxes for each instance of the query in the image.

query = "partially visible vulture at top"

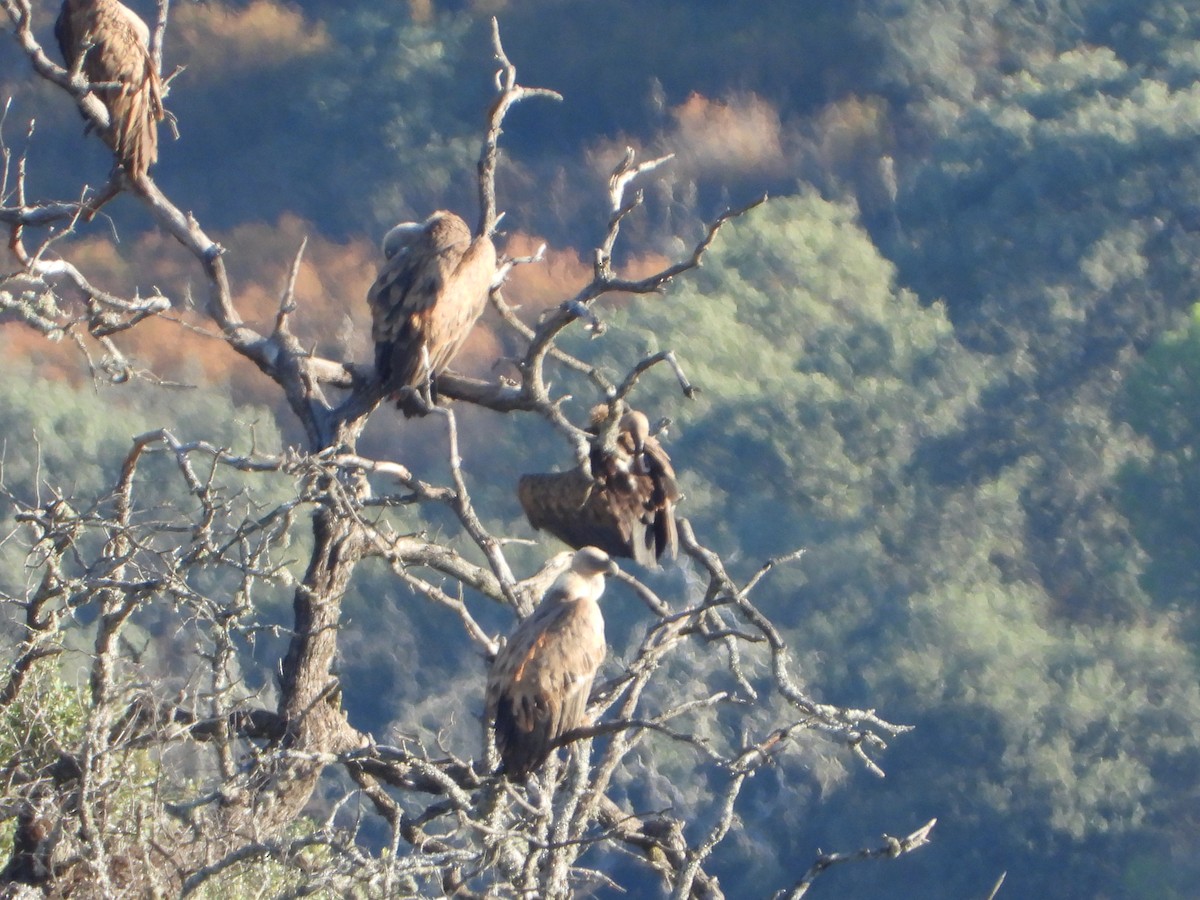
[486,546,615,781]
[518,405,680,568]
[56,0,164,180]
[367,210,496,413]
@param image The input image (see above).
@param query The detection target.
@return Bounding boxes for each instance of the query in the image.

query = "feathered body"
[368,211,496,410]
[518,408,680,568]
[486,547,614,781]
[56,0,164,179]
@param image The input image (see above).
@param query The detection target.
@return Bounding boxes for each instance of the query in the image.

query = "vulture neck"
[551,569,606,607]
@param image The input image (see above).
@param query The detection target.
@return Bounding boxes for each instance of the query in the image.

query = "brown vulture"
[518,406,680,568]
[56,0,164,180]
[367,210,496,411]
[486,546,615,781]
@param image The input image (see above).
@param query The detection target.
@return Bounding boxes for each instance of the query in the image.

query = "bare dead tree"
[0,7,930,898]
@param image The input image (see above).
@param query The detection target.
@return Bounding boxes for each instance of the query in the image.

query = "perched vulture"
[486,546,615,781]
[518,406,680,568]
[56,0,164,180]
[367,210,496,412]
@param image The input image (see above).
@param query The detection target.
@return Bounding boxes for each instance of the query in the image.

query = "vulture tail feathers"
[492,695,551,782]
[630,518,658,569]
[656,509,679,563]
[112,74,161,179]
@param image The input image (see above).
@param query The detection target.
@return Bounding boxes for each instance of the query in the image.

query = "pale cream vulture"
[56,0,164,180]
[518,406,680,568]
[367,210,496,412]
[486,547,615,781]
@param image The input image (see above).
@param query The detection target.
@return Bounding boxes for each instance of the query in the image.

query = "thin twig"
[773,819,938,900]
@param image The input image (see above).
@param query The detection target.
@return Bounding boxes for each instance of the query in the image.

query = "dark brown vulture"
[56,0,164,180]
[518,407,680,568]
[486,546,615,781]
[367,211,496,411]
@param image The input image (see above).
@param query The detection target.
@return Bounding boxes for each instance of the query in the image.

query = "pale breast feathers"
[487,594,605,732]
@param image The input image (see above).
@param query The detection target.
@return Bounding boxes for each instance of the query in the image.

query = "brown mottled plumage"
[486,547,614,781]
[56,0,164,179]
[367,211,496,413]
[518,407,680,568]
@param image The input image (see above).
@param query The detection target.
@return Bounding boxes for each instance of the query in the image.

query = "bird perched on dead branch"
[56,0,164,180]
[486,546,615,781]
[368,210,496,414]
[518,406,680,568]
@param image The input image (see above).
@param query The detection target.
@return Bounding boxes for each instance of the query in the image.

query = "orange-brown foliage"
[500,234,592,312]
[0,325,82,386]
[407,0,434,24]
[668,92,790,179]
[1,223,673,415]
[1,216,375,405]
[171,1,329,77]
[814,95,891,169]
[586,91,792,186]
[500,232,670,315]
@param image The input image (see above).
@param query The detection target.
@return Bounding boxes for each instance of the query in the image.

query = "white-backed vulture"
[56,0,164,180]
[367,210,496,412]
[486,546,615,781]
[518,407,680,568]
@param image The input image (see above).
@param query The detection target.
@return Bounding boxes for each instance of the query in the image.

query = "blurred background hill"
[3,0,1200,895]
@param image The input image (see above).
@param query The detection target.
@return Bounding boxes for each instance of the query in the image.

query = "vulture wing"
[518,471,636,561]
[368,211,495,398]
[518,409,681,567]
